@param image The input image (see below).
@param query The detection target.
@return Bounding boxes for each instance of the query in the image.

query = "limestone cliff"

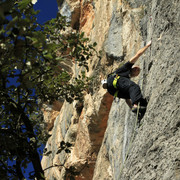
[42,0,180,179]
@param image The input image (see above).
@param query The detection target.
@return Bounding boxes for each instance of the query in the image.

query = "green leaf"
[22,159,28,169]
[44,151,52,156]
[6,16,18,30]
[66,142,72,147]
[65,149,71,153]
[80,32,84,38]
[56,148,63,154]
[44,53,53,59]
[18,0,31,11]
[55,57,63,61]
[70,176,75,180]
[40,173,45,179]
[93,42,97,47]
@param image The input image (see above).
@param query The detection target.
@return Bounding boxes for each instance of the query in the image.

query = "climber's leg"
[128,83,147,114]
[128,83,143,105]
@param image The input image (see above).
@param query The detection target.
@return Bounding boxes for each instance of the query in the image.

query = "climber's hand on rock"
[147,40,152,47]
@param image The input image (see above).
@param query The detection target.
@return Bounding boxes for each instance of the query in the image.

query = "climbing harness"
[113,75,120,97]
[114,90,119,97]
[113,75,120,89]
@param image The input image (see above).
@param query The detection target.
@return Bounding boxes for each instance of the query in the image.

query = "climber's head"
[130,65,141,77]
[101,79,108,89]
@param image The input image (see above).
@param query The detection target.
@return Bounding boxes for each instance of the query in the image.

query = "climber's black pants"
[116,77,146,105]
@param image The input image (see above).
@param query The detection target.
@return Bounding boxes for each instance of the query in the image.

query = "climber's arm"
[125,99,133,109]
[129,41,152,64]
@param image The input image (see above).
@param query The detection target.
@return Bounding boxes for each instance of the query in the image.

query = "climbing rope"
[118,19,152,175]
[149,14,153,58]
[116,8,153,177]
[119,102,140,178]
[119,66,146,177]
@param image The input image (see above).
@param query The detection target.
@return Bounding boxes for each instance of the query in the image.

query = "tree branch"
[0,159,17,177]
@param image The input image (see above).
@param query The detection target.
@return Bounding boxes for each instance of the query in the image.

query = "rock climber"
[101,41,152,115]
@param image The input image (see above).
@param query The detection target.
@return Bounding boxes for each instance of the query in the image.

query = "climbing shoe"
[132,106,146,113]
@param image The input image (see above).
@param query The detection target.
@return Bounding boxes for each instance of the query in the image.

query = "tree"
[0,0,97,179]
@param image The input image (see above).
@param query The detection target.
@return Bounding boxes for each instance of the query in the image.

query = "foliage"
[56,141,72,154]
[0,0,97,179]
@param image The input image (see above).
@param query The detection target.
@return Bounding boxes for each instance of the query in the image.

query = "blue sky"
[34,0,58,23]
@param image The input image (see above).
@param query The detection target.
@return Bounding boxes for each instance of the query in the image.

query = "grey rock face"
[104,11,124,61]
[44,0,180,179]
[41,102,74,179]
[59,1,72,22]
[94,0,180,179]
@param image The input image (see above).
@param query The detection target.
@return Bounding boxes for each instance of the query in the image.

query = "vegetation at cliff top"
[0,0,97,179]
